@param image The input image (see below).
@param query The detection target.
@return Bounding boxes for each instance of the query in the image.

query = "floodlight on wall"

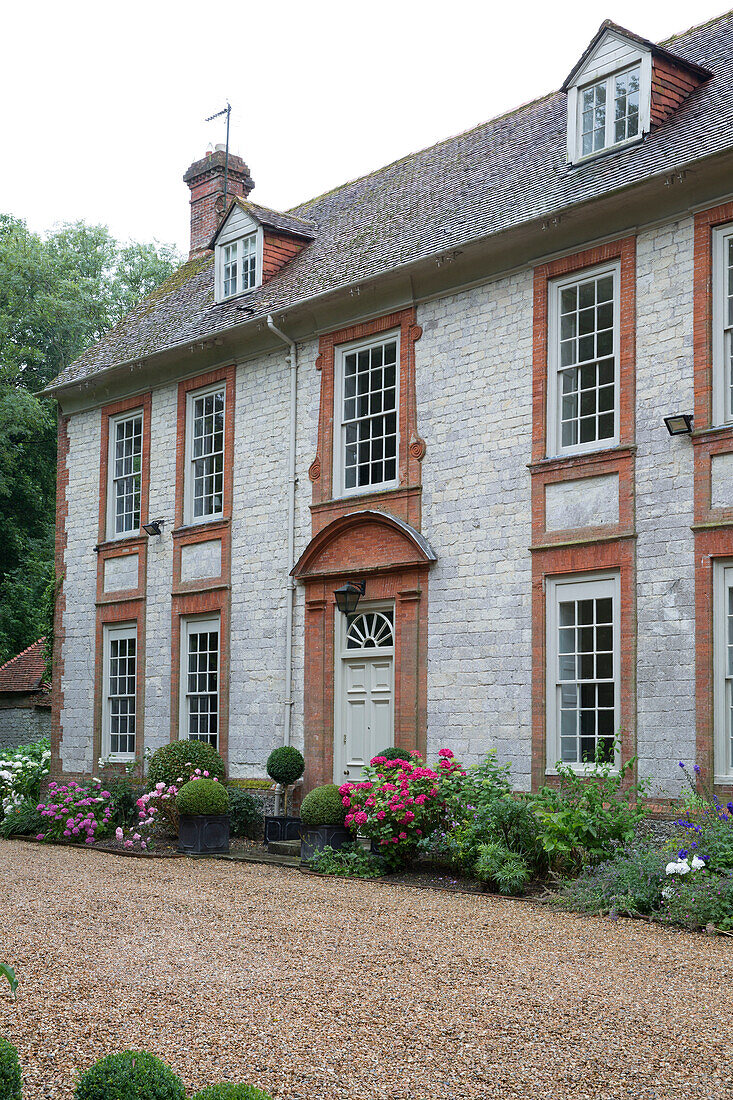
[334,580,366,615]
[142,519,164,537]
[664,413,693,436]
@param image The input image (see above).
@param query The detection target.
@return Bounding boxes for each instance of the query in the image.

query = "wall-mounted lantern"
[142,519,165,537]
[334,580,366,615]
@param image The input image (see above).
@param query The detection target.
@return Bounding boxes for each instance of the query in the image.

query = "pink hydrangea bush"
[340,749,463,870]
[127,766,221,844]
[35,778,114,844]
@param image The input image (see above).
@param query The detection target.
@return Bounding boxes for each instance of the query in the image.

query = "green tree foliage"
[0,214,179,664]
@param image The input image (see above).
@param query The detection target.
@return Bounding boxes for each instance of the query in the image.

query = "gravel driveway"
[0,841,731,1100]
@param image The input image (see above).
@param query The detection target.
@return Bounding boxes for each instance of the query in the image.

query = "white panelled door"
[335,608,394,782]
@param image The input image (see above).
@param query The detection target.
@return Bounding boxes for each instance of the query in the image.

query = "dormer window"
[221,234,258,298]
[563,21,711,167]
[211,197,316,305]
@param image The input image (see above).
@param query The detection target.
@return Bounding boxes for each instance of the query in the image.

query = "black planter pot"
[263,815,301,845]
[178,813,230,855]
[300,823,352,862]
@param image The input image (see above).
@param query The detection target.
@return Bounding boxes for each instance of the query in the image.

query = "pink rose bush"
[35,778,114,844]
[340,749,464,870]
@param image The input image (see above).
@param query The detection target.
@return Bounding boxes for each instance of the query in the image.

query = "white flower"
[690,855,706,870]
[666,860,691,875]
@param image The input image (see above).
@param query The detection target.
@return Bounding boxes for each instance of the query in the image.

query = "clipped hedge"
[176,779,229,816]
[266,746,304,787]
[74,1052,185,1100]
[300,784,348,827]
[147,742,226,789]
[192,1085,273,1100]
[0,1037,22,1100]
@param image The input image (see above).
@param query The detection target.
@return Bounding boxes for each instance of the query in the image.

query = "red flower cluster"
[339,749,461,870]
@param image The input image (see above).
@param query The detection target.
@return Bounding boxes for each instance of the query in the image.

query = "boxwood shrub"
[229,788,262,838]
[300,784,348,827]
[147,742,226,789]
[0,1037,22,1100]
[266,746,304,787]
[373,747,413,762]
[74,1051,185,1100]
[192,1085,273,1100]
[176,779,229,816]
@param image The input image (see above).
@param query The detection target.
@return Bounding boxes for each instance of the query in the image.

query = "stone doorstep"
[266,839,302,857]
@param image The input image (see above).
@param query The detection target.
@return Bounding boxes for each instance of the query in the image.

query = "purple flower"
[679,761,685,769]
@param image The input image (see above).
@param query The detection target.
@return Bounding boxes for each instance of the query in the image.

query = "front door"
[335,607,394,782]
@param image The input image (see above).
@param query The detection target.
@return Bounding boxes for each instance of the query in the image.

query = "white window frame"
[547,261,620,458]
[216,229,263,301]
[713,562,733,780]
[179,614,221,749]
[106,410,143,540]
[567,51,651,164]
[333,331,400,498]
[102,622,138,762]
[712,224,733,427]
[183,382,226,526]
[546,572,621,775]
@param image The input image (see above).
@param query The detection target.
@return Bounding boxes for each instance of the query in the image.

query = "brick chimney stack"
[183,146,255,259]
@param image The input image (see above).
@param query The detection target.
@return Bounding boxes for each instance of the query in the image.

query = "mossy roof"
[47,11,733,392]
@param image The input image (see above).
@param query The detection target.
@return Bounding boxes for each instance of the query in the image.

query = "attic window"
[579,66,640,157]
[219,232,259,299]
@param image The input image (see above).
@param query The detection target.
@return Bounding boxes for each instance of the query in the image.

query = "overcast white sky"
[1,0,727,256]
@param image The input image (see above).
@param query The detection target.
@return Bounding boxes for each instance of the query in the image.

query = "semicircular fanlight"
[346,610,394,650]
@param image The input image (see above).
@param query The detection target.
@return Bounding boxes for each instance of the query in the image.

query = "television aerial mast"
[205,101,232,211]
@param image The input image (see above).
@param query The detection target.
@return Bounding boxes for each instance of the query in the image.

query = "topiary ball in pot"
[300,784,348,827]
[0,1037,22,1100]
[147,741,226,789]
[192,1085,273,1100]
[176,778,229,816]
[266,746,304,787]
[74,1051,185,1100]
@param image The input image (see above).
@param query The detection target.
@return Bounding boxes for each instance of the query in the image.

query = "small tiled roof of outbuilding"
[0,640,49,695]
[47,10,733,393]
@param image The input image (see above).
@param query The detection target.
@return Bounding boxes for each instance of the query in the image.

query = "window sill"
[545,763,620,778]
[528,444,635,474]
[173,517,230,537]
[568,133,644,169]
[95,534,146,554]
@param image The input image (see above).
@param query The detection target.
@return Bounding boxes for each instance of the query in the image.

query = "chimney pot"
[183,149,255,259]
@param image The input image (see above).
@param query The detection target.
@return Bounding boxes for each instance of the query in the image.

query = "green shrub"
[533,747,650,872]
[108,777,145,830]
[176,779,229,816]
[228,789,261,838]
[373,747,413,762]
[265,746,304,786]
[0,1036,22,1100]
[660,869,733,931]
[192,1082,272,1100]
[74,1052,185,1100]
[443,796,547,880]
[300,784,347,827]
[309,843,384,879]
[474,842,531,895]
[147,742,225,790]
[0,798,43,837]
[192,1084,273,1100]
[557,843,668,917]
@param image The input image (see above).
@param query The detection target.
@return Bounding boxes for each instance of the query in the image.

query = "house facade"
[46,14,733,801]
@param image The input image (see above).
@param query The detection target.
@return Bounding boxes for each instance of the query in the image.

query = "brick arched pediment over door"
[292,511,436,790]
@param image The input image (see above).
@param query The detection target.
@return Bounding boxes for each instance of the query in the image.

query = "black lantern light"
[142,519,164,537]
[334,580,366,615]
[664,413,693,436]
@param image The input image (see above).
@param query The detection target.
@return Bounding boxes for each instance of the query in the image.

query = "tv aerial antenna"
[205,101,232,210]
